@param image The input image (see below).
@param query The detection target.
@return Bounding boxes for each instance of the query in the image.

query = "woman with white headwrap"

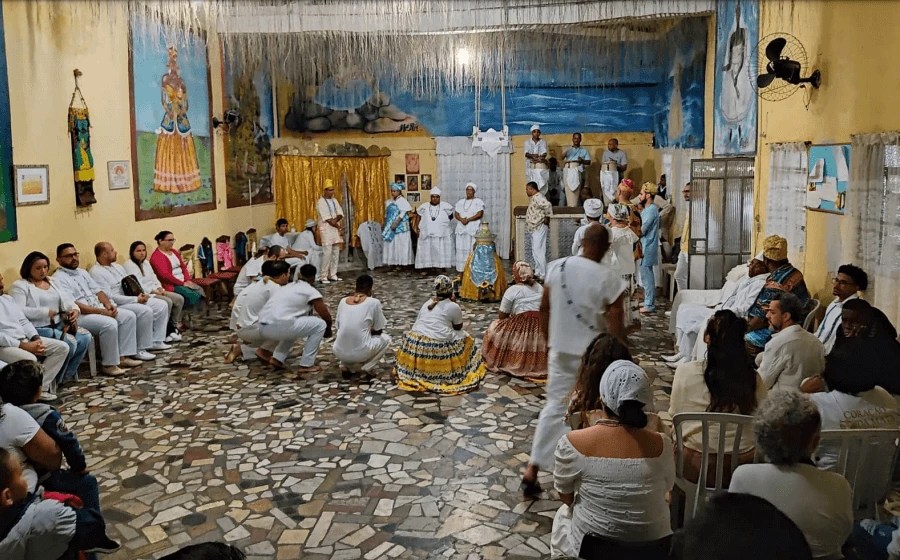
[550,360,675,558]
[571,198,604,256]
[382,182,414,267]
[413,188,455,270]
[482,261,547,381]
[453,182,485,271]
[394,275,487,394]
[608,202,641,327]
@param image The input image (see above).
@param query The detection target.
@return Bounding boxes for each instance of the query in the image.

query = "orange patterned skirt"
[481,311,547,382]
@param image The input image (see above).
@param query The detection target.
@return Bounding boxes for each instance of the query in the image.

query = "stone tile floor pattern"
[57,269,676,559]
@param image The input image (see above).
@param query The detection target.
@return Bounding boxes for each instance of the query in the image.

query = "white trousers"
[0,337,69,391]
[119,301,165,348]
[455,232,474,272]
[320,244,340,280]
[527,167,550,192]
[529,351,582,469]
[79,310,137,366]
[675,251,689,293]
[259,316,326,366]
[235,324,278,360]
[335,333,392,372]
[531,225,548,278]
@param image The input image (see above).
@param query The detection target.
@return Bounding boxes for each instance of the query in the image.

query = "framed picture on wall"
[421,174,432,190]
[407,175,419,191]
[393,173,405,185]
[13,165,49,206]
[405,153,419,174]
[107,160,131,190]
[408,192,420,203]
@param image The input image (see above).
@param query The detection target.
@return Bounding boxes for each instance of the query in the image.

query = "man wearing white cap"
[383,182,414,267]
[524,124,549,195]
[562,133,591,207]
[571,198,604,256]
[453,182,485,271]
[414,188,455,270]
[316,179,345,284]
[292,219,323,273]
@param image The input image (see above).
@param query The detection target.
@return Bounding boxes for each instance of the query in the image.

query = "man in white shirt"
[571,198,603,256]
[292,219,323,273]
[453,182,485,272]
[53,243,148,376]
[601,137,628,185]
[257,264,332,373]
[333,274,392,379]
[524,124,549,195]
[0,274,68,401]
[268,218,308,272]
[561,133,591,207]
[414,188,455,271]
[226,260,290,364]
[757,292,825,392]
[525,182,553,278]
[91,242,171,352]
[233,245,285,298]
[317,180,345,283]
[815,264,866,355]
[522,224,626,497]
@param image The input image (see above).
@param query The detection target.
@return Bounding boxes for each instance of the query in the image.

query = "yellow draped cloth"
[273,155,390,235]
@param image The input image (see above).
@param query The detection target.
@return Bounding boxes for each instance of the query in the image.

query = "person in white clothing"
[414,188,455,270]
[524,124,549,195]
[317,180,345,283]
[0,275,68,401]
[561,133,591,207]
[756,292,825,392]
[571,198,604,256]
[729,391,853,560]
[333,274,392,379]
[268,218,309,270]
[815,264,866,355]
[674,182,691,293]
[232,245,285,298]
[524,182,553,278]
[522,224,626,497]
[53,243,149,376]
[292,220,323,273]
[601,137,628,185]
[383,182,414,267]
[453,182,485,272]
[257,264,331,372]
[225,260,290,364]
[125,241,183,341]
[91,242,171,352]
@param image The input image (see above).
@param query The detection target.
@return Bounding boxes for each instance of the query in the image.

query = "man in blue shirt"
[638,182,660,314]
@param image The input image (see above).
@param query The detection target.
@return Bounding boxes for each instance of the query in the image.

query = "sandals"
[520,478,543,499]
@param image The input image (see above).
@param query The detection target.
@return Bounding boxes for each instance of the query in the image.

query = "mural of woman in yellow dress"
[153,46,202,193]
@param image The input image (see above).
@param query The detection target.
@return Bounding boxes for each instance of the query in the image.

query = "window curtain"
[847,132,900,327]
[765,142,808,269]
[435,137,512,258]
[273,155,390,236]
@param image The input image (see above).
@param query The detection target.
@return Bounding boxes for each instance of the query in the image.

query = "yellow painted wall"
[0,2,268,281]
[756,0,900,302]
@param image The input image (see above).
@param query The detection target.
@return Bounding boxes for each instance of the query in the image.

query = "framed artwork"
[806,144,850,214]
[713,0,759,156]
[107,161,131,190]
[406,175,419,191]
[14,165,49,206]
[129,13,216,221]
[407,192,420,203]
[405,153,419,174]
[393,173,405,184]
[421,174,432,190]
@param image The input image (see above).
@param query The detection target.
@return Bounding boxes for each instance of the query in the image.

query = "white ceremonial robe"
[453,197,485,271]
[415,202,455,269]
[383,197,414,266]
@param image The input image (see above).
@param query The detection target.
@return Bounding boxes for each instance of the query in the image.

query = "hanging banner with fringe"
[68,70,97,207]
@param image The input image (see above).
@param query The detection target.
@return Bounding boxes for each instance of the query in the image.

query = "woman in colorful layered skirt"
[395,275,487,394]
[481,261,547,382]
[153,46,202,194]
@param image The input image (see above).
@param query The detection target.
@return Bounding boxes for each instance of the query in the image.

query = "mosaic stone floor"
[57,268,676,559]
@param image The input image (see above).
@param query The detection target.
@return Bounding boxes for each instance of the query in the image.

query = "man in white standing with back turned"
[524,124,549,196]
[525,181,553,279]
[673,182,692,296]
[562,132,591,207]
[317,179,345,284]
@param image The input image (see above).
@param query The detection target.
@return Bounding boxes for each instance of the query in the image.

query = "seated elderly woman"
[669,310,767,485]
[395,275,487,395]
[551,360,675,558]
[729,391,853,560]
[481,261,546,382]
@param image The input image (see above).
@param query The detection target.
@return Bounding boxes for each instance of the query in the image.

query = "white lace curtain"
[766,142,809,269]
[846,132,900,327]
[435,136,512,258]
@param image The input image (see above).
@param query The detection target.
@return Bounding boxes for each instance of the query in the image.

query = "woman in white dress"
[413,188,454,270]
[125,241,184,340]
[453,182,485,272]
[333,274,392,379]
[382,182,414,267]
[607,203,641,327]
[481,262,546,381]
[551,360,675,558]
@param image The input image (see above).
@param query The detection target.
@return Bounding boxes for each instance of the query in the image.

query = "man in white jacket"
[757,292,825,392]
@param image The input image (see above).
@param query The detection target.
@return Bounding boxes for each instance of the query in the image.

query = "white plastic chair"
[818,428,900,521]
[802,298,821,332]
[672,412,755,523]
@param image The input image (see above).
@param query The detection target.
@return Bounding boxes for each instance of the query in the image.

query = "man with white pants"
[90,242,171,353]
[317,179,345,284]
[525,181,553,279]
[53,243,151,377]
[562,133,591,207]
[227,260,290,364]
[674,182,692,294]
[521,224,626,497]
[257,264,331,373]
[0,274,68,401]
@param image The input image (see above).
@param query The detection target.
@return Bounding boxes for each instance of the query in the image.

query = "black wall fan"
[755,33,821,101]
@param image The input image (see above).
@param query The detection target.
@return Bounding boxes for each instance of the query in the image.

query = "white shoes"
[151,342,172,351]
[165,332,182,342]
[134,350,157,361]
[662,353,683,363]
[329,276,342,282]
[320,279,331,285]
[664,311,672,318]
[666,357,689,369]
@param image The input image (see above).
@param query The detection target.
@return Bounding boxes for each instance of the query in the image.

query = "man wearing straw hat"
[562,133,591,207]
[524,124,549,195]
[316,179,345,284]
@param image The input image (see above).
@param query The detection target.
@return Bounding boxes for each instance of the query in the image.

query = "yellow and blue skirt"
[395,331,487,395]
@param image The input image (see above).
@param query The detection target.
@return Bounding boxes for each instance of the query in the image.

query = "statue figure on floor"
[459,222,507,303]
